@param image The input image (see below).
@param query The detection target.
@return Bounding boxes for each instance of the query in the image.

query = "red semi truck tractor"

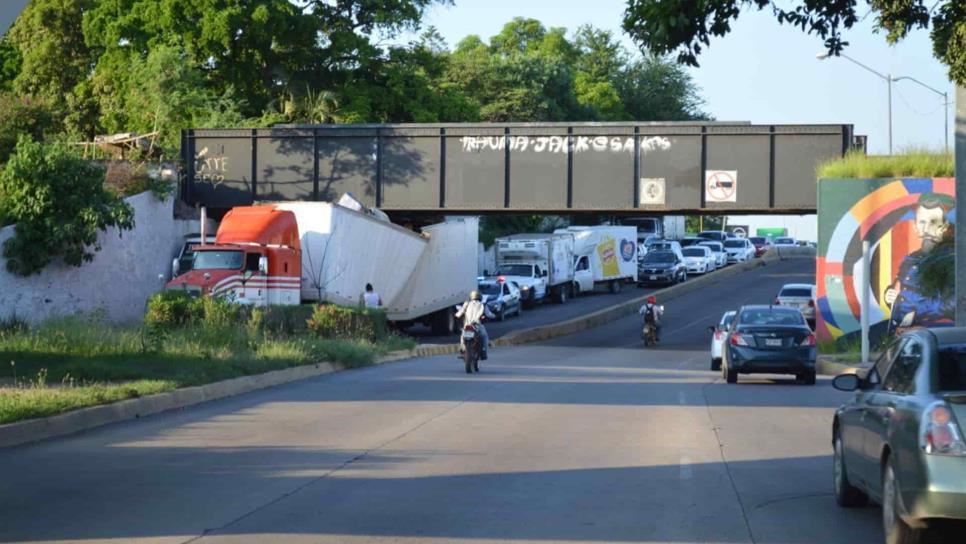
[166,201,478,334]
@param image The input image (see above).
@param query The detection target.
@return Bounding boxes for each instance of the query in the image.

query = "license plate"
[765,338,782,347]
[462,332,475,340]
[649,275,658,280]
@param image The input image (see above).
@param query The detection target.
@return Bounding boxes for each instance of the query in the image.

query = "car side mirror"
[707,326,716,333]
[258,256,268,274]
[832,374,861,392]
[171,258,180,278]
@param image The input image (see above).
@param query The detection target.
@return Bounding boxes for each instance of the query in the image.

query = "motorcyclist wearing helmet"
[639,295,664,341]
[455,290,496,359]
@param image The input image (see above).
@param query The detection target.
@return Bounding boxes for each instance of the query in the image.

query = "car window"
[882,339,923,394]
[718,312,736,329]
[576,256,589,271]
[780,287,813,297]
[873,338,905,386]
[503,283,510,296]
[937,344,966,391]
[682,248,705,257]
[737,309,805,326]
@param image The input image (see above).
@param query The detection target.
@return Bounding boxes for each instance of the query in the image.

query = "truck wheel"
[556,286,568,304]
[431,309,454,336]
[609,280,622,294]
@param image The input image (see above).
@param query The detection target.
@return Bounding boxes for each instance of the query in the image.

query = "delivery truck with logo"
[166,198,477,334]
[558,226,639,294]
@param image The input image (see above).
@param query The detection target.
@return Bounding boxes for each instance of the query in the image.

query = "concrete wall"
[0,192,206,324]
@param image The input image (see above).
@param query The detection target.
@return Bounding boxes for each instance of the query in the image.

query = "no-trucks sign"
[705,170,737,203]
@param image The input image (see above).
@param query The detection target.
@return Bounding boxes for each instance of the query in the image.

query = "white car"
[709,310,737,370]
[772,237,797,247]
[698,240,728,268]
[774,283,817,324]
[681,246,715,274]
[722,238,755,263]
[649,240,685,262]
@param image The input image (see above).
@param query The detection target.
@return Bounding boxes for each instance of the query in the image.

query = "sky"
[405,0,955,156]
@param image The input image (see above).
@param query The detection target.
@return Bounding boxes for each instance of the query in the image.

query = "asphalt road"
[0,257,884,544]
[409,270,683,343]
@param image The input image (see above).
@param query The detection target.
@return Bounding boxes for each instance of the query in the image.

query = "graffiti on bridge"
[459,135,672,154]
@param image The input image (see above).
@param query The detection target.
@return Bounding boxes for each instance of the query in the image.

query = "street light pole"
[892,76,951,154]
[817,52,894,154]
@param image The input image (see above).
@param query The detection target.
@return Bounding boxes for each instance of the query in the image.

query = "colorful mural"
[816,178,956,345]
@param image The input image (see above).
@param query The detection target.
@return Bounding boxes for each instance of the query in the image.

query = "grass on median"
[0,312,416,425]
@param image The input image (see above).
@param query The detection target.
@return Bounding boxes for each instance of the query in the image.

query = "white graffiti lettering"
[459,135,672,154]
[194,146,228,186]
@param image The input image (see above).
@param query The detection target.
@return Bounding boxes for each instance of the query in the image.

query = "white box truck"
[167,200,476,335]
[558,226,638,295]
[494,233,575,306]
[663,216,686,240]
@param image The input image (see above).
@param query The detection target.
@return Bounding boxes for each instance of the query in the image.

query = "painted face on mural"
[913,203,949,250]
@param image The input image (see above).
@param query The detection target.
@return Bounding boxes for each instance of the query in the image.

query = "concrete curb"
[414,344,461,357]
[0,349,417,450]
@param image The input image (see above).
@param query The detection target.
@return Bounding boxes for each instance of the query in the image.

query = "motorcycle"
[641,305,664,348]
[461,322,483,373]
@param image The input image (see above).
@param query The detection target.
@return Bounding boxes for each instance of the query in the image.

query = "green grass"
[0,316,416,424]
[817,149,954,179]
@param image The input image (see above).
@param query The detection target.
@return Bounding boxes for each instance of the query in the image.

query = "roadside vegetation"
[817,150,954,179]
[0,296,414,424]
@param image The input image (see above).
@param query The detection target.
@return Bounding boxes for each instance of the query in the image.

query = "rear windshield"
[749,237,765,244]
[780,287,813,297]
[938,345,966,391]
[682,248,705,257]
[699,242,721,251]
[723,240,745,248]
[479,283,501,296]
[738,309,805,326]
[776,238,794,244]
[644,252,675,263]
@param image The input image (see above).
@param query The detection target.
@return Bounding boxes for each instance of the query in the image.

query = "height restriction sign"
[705,170,737,203]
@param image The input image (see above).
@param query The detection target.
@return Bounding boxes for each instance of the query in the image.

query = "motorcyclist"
[639,295,664,342]
[455,290,496,359]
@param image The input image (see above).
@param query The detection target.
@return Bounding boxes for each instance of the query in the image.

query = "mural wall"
[816,177,955,345]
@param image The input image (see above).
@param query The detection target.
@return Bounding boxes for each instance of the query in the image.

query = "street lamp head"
[815,52,831,60]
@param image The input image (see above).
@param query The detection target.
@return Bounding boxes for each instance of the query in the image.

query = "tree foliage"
[623,0,966,85]
[0,137,134,276]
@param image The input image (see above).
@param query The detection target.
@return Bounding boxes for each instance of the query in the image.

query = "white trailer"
[559,226,638,295]
[494,233,575,305]
[663,216,686,240]
[275,202,477,334]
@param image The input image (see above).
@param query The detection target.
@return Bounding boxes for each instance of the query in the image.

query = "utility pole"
[956,85,966,327]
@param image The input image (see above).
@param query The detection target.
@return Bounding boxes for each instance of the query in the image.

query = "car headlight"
[520,285,530,291]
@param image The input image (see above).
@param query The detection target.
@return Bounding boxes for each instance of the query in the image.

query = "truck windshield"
[192,250,244,270]
[497,265,533,277]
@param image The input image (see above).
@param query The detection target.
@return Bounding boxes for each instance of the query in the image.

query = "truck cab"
[165,206,301,305]
[494,263,547,304]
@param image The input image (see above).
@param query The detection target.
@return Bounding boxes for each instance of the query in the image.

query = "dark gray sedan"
[721,305,817,384]
[832,327,966,543]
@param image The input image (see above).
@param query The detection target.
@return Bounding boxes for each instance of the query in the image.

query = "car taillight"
[714,331,722,341]
[808,299,815,307]
[800,333,816,346]
[463,324,477,333]
[920,403,966,456]
[773,298,781,305]
[730,333,749,346]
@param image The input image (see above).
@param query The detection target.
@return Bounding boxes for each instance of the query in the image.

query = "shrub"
[307,304,387,342]
[249,305,314,338]
[0,314,27,334]
[0,137,134,275]
[144,291,195,328]
[817,149,954,179]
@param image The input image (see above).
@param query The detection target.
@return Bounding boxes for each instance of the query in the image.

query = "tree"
[0,137,134,276]
[617,56,708,121]
[622,0,966,85]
